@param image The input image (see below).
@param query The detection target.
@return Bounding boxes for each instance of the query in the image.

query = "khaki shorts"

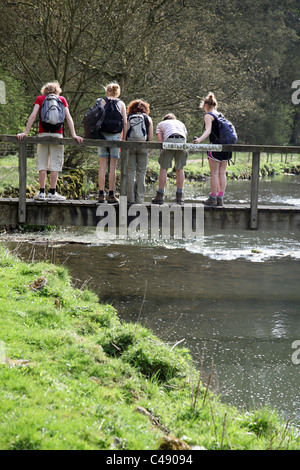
[158,136,188,170]
[36,133,64,171]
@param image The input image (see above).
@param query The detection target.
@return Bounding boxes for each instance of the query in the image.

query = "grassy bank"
[0,152,300,199]
[0,245,299,450]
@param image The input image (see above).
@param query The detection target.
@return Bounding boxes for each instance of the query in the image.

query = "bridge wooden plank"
[0,198,299,231]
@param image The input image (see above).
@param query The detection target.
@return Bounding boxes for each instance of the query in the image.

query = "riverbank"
[0,245,299,450]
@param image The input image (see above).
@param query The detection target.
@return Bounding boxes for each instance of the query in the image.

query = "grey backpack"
[126,113,149,141]
[41,94,65,132]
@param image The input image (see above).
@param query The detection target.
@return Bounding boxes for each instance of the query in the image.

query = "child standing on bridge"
[152,113,188,205]
[126,99,153,204]
[17,81,83,200]
[97,83,127,204]
[194,92,233,207]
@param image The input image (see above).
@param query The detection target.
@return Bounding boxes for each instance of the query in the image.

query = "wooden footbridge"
[0,135,300,233]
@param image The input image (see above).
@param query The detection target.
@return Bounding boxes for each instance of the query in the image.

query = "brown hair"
[127,99,150,115]
[105,83,120,98]
[41,81,62,95]
[200,92,218,110]
[163,113,176,120]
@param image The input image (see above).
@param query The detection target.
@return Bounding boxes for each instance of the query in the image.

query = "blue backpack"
[207,112,237,144]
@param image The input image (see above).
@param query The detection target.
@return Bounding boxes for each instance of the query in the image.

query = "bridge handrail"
[1,134,300,154]
[1,134,300,230]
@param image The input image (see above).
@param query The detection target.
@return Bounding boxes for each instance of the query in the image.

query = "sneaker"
[204,195,217,206]
[217,196,224,207]
[33,191,46,201]
[107,193,119,204]
[176,192,184,205]
[98,192,106,203]
[151,191,164,205]
[47,192,66,201]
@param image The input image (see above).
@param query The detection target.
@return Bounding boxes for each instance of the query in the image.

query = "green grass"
[0,156,38,197]
[0,245,299,450]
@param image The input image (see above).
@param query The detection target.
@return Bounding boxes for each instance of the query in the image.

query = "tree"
[0,67,30,134]
[0,0,299,145]
[283,0,300,144]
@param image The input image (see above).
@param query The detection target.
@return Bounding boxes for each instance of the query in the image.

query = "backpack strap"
[205,112,221,119]
[143,114,150,140]
[103,97,120,106]
[204,112,219,141]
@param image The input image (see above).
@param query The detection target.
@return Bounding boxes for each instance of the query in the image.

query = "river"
[1,175,300,425]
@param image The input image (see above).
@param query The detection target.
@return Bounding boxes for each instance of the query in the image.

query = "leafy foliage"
[0,0,299,144]
[0,67,31,134]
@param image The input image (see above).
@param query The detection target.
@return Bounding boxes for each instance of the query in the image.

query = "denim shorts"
[98,132,121,159]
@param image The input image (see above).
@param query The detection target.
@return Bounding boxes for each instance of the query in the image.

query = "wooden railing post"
[120,148,129,196]
[250,151,260,229]
[18,141,27,224]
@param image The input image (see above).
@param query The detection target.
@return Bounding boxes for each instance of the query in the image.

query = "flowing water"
[1,175,300,424]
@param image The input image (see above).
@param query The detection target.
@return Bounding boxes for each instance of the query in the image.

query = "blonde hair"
[105,83,120,98]
[200,92,218,110]
[41,81,62,95]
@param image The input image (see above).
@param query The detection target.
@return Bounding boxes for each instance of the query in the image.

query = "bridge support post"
[250,151,260,229]
[18,141,27,224]
[120,148,129,196]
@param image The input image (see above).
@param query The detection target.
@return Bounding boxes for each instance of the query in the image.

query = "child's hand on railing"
[17,132,27,140]
[73,135,83,144]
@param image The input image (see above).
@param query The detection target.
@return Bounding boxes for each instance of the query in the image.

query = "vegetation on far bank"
[0,152,300,200]
[0,245,299,450]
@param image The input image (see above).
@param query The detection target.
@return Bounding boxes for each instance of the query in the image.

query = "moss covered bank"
[0,245,299,450]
